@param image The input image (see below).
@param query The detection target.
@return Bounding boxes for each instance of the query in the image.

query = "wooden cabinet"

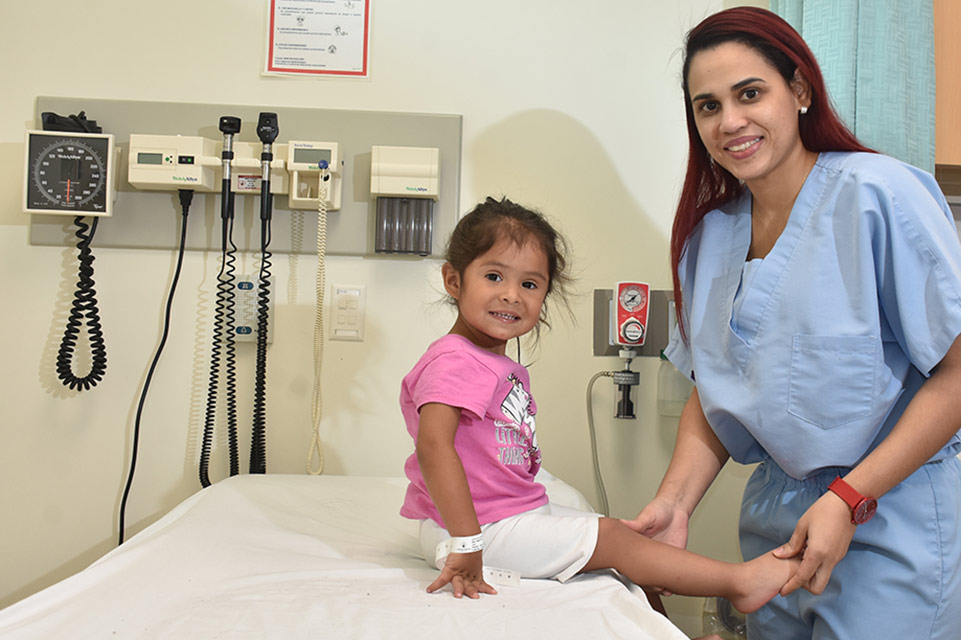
[935,0,961,194]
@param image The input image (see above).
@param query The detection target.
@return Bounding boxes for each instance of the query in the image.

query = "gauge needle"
[66,179,72,201]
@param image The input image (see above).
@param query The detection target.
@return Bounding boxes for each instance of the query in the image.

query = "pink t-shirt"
[399,334,548,527]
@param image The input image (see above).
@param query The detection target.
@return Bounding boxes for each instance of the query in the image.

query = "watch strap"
[828,476,862,507]
[828,476,876,524]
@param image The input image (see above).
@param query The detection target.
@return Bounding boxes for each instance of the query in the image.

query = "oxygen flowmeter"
[24,130,115,216]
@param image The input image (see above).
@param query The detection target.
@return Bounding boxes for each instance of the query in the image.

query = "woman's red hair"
[671,7,873,339]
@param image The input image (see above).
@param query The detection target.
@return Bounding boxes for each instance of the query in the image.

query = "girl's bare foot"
[729,551,800,613]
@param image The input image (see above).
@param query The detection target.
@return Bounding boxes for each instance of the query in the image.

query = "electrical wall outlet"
[592,288,672,357]
[330,284,366,341]
[235,274,274,344]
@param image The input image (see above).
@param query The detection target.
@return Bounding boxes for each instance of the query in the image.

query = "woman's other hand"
[622,496,691,549]
[773,491,856,596]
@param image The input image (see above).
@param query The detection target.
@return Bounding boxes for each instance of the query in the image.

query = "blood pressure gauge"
[24,130,115,216]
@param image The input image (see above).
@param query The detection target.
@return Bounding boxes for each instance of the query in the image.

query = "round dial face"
[27,134,110,214]
[619,285,646,311]
[853,498,877,524]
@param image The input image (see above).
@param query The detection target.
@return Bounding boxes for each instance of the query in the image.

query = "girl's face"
[443,237,550,355]
[687,41,812,191]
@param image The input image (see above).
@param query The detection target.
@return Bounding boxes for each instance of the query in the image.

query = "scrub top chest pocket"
[788,335,880,429]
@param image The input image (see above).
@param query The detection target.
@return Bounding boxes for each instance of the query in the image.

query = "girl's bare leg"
[580,518,797,614]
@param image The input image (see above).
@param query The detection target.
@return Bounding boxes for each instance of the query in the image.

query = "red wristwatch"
[828,476,877,525]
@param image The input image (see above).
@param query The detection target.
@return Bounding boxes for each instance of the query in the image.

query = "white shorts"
[419,502,601,583]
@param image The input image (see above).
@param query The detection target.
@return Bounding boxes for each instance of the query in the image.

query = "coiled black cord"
[118,189,192,545]
[199,216,240,487]
[224,228,240,477]
[249,218,272,474]
[56,216,107,391]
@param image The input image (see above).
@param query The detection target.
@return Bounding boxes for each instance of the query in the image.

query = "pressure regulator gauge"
[24,130,115,216]
[618,283,647,311]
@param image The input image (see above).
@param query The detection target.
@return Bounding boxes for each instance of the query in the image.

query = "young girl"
[399,196,796,614]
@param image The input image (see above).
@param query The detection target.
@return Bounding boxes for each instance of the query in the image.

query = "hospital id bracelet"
[435,533,484,564]
[828,476,877,525]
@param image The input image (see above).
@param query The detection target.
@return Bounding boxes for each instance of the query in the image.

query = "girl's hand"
[426,551,496,599]
[773,492,856,596]
[621,496,690,549]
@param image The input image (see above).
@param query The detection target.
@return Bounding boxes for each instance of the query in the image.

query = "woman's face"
[687,41,812,190]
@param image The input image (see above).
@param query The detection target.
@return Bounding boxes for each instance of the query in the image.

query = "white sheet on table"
[0,474,689,639]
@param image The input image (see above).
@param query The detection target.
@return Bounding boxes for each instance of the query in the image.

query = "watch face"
[853,498,877,524]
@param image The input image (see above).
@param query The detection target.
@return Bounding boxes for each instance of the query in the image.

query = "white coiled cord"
[307,170,329,475]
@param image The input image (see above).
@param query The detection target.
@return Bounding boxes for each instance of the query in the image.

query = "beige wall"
[0,1,761,635]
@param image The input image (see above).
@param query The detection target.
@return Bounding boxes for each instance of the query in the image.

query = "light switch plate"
[330,284,366,342]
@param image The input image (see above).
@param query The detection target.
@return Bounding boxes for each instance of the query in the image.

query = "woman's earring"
[799,106,809,115]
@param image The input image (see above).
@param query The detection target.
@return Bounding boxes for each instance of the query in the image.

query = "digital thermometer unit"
[287,141,342,210]
[614,281,650,347]
[24,130,115,216]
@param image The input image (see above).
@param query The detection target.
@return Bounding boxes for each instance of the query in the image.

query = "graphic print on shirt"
[494,374,541,470]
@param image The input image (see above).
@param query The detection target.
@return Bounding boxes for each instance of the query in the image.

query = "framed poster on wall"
[265,0,370,77]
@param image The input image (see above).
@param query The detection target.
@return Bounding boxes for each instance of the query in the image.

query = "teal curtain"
[770,0,935,172]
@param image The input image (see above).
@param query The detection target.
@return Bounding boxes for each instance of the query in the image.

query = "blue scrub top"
[666,151,961,479]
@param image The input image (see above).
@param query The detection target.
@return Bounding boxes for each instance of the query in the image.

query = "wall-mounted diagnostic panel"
[24,130,115,216]
[28,97,462,258]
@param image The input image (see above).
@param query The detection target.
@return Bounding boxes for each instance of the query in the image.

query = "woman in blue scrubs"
[626,7,961,639]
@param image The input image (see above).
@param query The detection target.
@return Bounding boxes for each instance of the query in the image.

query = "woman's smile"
[725,136,763,155]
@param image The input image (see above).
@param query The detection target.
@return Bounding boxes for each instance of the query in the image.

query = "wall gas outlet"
[235,274,274,344]
[330,284,366,342]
